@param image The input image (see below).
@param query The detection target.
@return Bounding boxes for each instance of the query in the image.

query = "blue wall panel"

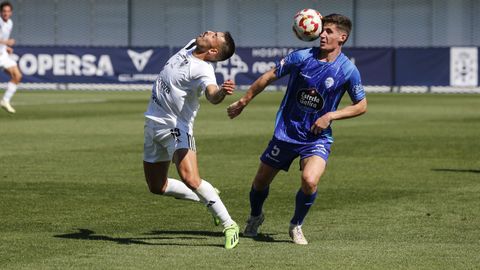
[1,46,476,87]
[395,48,450,86]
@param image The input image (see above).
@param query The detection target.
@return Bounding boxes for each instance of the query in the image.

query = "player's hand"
[227,99,247,119]
[221,79,235,95]
[6,47,13,54]
[310,113,332,135]
[5,39,15,46]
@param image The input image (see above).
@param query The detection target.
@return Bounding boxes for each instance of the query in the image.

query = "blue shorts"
[260,137,332,171]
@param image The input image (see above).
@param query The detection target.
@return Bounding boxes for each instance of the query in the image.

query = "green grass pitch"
[0,90,479,269]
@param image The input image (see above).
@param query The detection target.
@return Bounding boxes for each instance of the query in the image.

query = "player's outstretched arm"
[205,79,235,105]
[310,98,367,135]
[227,68,278,119]
[0,38,15,46]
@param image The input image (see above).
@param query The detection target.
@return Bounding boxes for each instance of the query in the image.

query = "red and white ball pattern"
[292,8,322,42]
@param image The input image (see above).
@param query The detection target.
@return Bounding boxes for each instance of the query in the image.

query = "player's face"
[320,23,347,51]
[196,31,226,55]
[1,5,12,22]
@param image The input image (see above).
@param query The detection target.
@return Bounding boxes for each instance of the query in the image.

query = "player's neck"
[192,50,206,61]
[318,47,341,62]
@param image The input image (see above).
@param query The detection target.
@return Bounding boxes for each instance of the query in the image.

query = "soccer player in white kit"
[143,31,239,249]
[0,1,22,114]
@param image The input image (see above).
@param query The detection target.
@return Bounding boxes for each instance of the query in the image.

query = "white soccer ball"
[292,8,323,42]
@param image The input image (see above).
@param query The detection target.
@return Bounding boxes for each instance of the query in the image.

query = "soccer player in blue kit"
[227,14,367,245]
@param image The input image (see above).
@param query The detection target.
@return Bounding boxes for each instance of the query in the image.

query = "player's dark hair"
[218,31,235,61]
[322,14,352,45]
[0,1,12,11]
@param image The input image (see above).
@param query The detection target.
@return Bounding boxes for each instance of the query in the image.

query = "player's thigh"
[6,66,22,82]
[300,155,326,187]
[173,148,201,189]
[252,161,280,190]
[1,57,19,78]
[143,121,172,163]
[260,138,298,171]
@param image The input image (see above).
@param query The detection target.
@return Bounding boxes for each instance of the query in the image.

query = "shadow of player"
[241,232,291,243]
[54,228,223,247]
[432,168,480,174]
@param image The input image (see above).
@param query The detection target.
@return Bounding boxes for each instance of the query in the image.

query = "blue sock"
[290,189,317,225]
[249,185,269,217]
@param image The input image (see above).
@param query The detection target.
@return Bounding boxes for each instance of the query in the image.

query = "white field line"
[12,98,109,106]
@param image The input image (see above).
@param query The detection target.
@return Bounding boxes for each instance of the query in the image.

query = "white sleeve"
[192,63,217,92]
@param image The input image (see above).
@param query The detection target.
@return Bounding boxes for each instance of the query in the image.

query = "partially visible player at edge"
[227,14,367,245]
[0,1,22,114]
[143,31,239,249]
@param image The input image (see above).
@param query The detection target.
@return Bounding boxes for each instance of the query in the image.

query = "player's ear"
[339,32,348,45]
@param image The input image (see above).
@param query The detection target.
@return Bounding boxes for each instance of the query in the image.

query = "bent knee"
[301,182,318,193]
[182,177,200,190]
[13,73,22,83]
[147,185,165,195]
[145,177,168,194]
[301,176,319,193]
[15,74,22,83]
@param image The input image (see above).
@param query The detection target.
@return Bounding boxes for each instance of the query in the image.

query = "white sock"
[194,180,235,228]
[3,82,17,102]
[163,178,201,202]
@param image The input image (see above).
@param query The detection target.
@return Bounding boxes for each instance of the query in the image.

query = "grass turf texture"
[0,90,479,269]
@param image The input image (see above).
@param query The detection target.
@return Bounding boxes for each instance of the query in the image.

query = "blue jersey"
[273,47,365,144]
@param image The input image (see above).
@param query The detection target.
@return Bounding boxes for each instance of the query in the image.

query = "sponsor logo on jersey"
[300,72,313,79]
[296,88,324,113]
[325,77,334,88]
[159,78,171,94]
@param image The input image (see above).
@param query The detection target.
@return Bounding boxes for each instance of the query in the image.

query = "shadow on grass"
[54,228,223,247]
[432,168,480,174]
[147,230,222,237]
[241,233,291,243]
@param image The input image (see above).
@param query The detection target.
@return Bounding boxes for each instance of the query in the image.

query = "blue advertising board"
[343,48,394,86]
[395,48,450,86]
[0,46,476,87]
[0,46,169,84]
[210,47,394,86]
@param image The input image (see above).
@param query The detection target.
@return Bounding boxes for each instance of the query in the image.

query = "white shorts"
[143,119,196,163]
[0,53,17,69]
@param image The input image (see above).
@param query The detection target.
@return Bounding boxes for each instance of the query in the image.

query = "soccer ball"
[292,8,323,42]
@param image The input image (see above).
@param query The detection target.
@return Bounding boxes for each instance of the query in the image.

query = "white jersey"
[0,18,12,55]
[144,39,217,135]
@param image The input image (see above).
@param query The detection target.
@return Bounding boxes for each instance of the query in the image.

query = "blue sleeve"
[275,53,295,78]
[274,49,308,78]
[346,67,366,103]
